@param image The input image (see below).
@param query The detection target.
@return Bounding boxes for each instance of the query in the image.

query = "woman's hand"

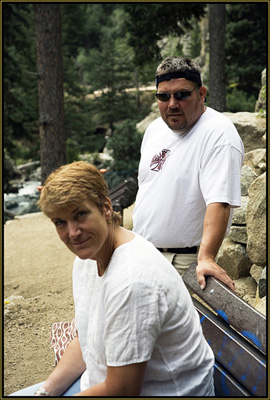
[41,337,86,396]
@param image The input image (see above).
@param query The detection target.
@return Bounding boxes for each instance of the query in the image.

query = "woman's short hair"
[38,161,121,226]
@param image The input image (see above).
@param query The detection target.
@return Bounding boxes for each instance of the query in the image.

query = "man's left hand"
[196,259,236,292]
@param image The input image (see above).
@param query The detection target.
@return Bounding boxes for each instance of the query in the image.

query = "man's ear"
[199,86,207,103]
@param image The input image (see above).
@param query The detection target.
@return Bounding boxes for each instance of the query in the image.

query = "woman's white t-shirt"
[73,234,214,396]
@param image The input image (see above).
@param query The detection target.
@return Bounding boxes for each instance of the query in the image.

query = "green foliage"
[226,88,257,113]
[225,4,266,97]
[3,4,39,160]
[257,85,266,118]
[184,17,202,59]
[106,120,142,172]
[4,2,266,178]
[76,6,138,132]
[123,3,206,64]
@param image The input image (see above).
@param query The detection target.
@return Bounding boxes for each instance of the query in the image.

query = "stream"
[4,180,41,220]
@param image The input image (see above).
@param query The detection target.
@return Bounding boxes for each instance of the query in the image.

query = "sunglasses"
[155,87,197,102]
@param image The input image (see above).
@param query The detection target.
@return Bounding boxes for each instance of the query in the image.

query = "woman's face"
[50,199,112,261]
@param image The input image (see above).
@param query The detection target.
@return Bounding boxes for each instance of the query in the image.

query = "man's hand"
[197,203,235,291]
[196,259,236,292]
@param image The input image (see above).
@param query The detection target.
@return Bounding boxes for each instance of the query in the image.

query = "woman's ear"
[104,197,113,222]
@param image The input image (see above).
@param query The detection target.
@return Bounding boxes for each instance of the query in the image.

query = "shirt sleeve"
[200,144,243,207]
[103,281,166,366]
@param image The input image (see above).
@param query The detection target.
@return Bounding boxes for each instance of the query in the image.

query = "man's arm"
[196,202,236,291]
[40,336,86,396]
[74,362,147,396]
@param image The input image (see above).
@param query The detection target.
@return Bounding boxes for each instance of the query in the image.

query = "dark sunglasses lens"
[155,93,170,102]
[174,92,191,101]
[156,91,192,102]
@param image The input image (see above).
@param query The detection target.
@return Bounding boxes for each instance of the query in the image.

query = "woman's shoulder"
[112,233,180,281]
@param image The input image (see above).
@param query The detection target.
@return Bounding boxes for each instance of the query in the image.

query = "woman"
[10,161,215,396]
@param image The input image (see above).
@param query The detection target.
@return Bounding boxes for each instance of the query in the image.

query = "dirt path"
[4,208,134,396]
[4,213,78,395]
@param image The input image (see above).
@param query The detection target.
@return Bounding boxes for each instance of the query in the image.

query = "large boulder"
[244,148,266,176]
[241,165,258,196]
[228,225,247,245]
[136,103,159,134]
[246,173,266,266]
[232,196,249,225]
[255,68,266,113]
[223,112,266,152]
[250,264,264,284]
[258,267,266,298]
[216,238,252,279]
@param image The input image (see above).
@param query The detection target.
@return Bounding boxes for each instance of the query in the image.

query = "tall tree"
[225,3,266,97]
[3,4,38,161]
[78,6,137,133]
[33,4,66,184]
[209,4,226,111]
[123,3,206,65]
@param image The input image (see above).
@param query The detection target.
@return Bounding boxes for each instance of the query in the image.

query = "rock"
[136,103,159,133]
[216,238,252,279]
[244,148,266,176]
[4,209,15,224]
[21,198,40,215]
[228,225,247,244]
[28,166,41,182]
[250,264,263,284]
[246,173,266,266]
[4,158,22,180]
[234,276,257,299]
[5,200,20,210]
[4,158,23,194]
[261,68,266,86]
[223,112,266,152]
[258,267,266,298]
[17,161,40,175]
[254,295,266,316]
[255,68,266,113]
[4,295,25,304]
[232,196,249,225]
[241,165,258,196]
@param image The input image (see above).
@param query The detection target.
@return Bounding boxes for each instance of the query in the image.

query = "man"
[133,56,244,291]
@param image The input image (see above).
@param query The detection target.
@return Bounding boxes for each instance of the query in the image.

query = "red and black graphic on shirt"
[150,149,171,172]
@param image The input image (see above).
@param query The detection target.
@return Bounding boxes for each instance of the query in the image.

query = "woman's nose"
[67,221,81,239]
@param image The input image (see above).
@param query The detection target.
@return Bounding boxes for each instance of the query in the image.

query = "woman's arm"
[197,202,236,291]
[40,336,86,396]
[74,361,147,396]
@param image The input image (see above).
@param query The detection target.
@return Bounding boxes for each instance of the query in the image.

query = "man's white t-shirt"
[73,234,214,396]
[132,107,244,248]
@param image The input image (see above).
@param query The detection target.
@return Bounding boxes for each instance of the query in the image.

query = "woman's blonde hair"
[38,161,121,226]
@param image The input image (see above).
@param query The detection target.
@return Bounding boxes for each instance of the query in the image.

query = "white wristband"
[34,387,50,396]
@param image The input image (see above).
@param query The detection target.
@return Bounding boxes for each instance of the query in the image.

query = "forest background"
[3,2,267,191]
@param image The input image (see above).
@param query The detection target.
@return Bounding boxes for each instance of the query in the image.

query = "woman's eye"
[54,220,65,228]
[77,211,87,219]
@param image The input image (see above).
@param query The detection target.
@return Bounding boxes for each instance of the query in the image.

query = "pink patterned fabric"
[50,318,77,365]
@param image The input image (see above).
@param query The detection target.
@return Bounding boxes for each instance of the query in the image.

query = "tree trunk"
[33,4,66,184]
[209,4,226,111]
